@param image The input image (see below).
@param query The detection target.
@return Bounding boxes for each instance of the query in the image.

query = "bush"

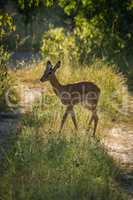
[40,28,79,66]
[74,16,104,64]
[40,23,126,71]
[0,13,18,111]
[0,47,10,110]
[74,16,125,65]
[0,47,19,111]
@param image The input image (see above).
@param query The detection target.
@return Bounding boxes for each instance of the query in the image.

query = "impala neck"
[49,73,62,92]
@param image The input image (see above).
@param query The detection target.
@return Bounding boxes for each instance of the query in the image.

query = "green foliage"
[0,62,8,102]
[74,16,104,64]
[0,13,17,111]
[0,46,10,64]
[41,28,79,65]
[0,13,15,56]
[74,15,126,65]
[17,0,54,9]
[18,0,40,9]
[0,64,10,110]
[59,0,77,15]
[0,59,19,111]
[0,14,15,40]
[1,0,132,74]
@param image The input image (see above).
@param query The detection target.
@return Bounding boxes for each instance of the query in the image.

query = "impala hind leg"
[93,110,98,137]
[87,115,94,132]
[87,109,98,137]
[86,114,95,135]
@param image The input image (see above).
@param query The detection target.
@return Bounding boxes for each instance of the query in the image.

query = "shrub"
[74,16,104,64]
[74,16,125,65]
[0,13,17,111]
[40,28,79,66]
[0,47,20,111]
[0,47,10,110]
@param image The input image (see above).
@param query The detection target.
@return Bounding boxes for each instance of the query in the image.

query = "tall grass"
[13,59,128,122]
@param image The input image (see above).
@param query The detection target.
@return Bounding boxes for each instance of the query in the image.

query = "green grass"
[0,119,127,200]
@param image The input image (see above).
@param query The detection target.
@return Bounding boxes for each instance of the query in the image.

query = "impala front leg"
[93,111,98,137]
[59,106,70,133]
[86,115,94,132]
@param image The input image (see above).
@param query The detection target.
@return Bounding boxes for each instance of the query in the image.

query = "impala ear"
[53,61,61,72]
[46,60,52,70]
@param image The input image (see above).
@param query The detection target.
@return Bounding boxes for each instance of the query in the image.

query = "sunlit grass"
[10,58,128,117]
[11,59,128,124]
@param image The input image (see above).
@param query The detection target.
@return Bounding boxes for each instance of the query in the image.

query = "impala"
[40,61,100,136]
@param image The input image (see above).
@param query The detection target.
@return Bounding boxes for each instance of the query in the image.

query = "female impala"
[40,61,100,136]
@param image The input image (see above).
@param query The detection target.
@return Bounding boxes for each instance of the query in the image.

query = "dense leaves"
[0,12,16,110]
[41,28,79,65]
[1,0,133,71]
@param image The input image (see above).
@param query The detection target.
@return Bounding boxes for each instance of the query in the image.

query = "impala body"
[40,61,100,136]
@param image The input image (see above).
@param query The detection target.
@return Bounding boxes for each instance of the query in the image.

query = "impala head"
[40,60,61,82]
